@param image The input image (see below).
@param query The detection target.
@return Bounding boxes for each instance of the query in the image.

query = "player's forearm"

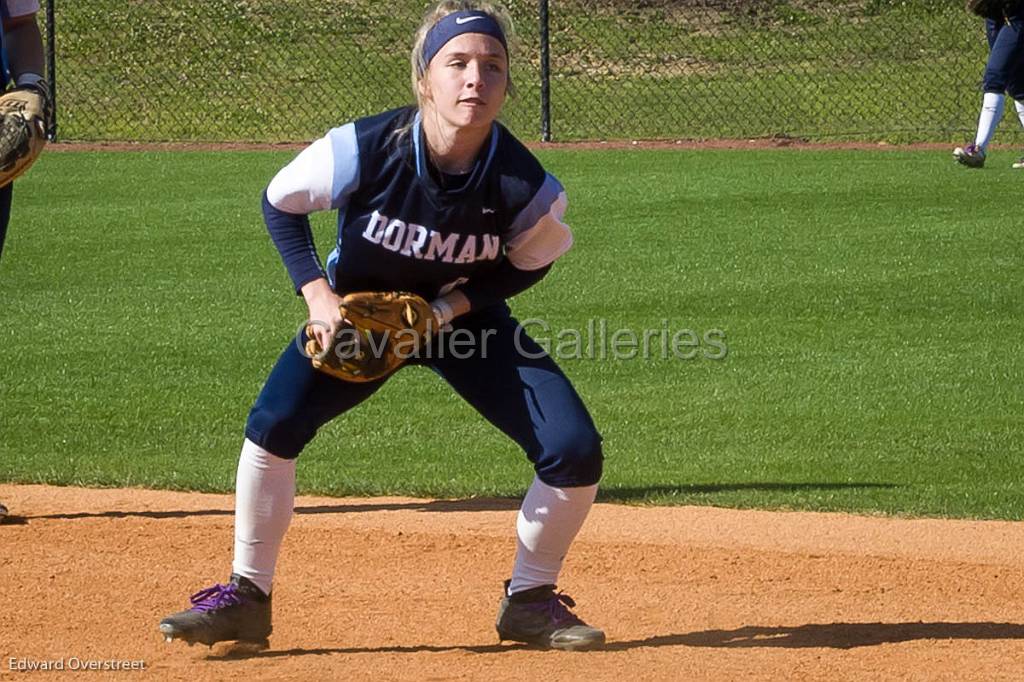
[262,189,326,293]
[452,259,552,317]
[429,289,470,326]
[300,277,336,306]
[4,16,45,81]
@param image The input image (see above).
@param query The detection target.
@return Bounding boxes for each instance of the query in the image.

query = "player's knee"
[244,402,313,460]
[984,72,1008,94]
[535,423,603,487]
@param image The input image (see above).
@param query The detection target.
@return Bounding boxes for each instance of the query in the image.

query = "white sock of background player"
[1015,99,1024,129]
[508,476,598,594]
[974,92,1006,151]
[232,438,295,596]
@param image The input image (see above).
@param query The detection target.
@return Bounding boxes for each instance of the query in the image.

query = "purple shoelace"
[188,582,241,612]
[524,592,584,628]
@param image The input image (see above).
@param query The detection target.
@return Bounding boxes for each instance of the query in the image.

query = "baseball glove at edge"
[0,83,50,188]
[966,0,1008,17]
[306,291,437,382]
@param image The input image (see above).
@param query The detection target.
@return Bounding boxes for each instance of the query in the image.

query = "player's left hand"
[0,82,50,188]
[306,291,436,382]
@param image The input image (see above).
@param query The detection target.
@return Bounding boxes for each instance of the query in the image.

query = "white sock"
[508,477,598,595]
[1015,100,1024,129]
[231,438,296,596]
[975,92,1005,151]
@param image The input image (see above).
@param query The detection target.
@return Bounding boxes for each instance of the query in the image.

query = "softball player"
[954,1,1024,168]
[0,0,47,260]
[0,0,46,520]
[159,0,605,652]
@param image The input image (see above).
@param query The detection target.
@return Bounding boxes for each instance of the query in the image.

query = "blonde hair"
[409,0,516,109]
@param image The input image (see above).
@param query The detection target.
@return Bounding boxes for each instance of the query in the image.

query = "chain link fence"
[54,0,999,143]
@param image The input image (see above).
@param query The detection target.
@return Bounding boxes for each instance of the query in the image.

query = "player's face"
[422,33,508,131]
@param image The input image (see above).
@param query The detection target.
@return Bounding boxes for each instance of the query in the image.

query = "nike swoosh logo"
[455,16,484,24]
[482,208,496,214]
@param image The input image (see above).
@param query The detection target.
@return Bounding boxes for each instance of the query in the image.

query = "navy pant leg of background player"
[1004,8,1024,101]
[245,309,603,488]
[984,3,1024,94]
[0,182,13,262]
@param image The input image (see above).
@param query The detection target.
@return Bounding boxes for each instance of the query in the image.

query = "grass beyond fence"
[2,147,1022,519]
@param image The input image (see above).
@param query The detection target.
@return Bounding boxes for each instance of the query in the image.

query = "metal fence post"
[539,0,551,142]
[45,0,56,140]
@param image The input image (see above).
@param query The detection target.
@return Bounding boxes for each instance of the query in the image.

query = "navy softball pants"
[245,307,603,488]
[984,3,1024,98]
[0,182,13,262]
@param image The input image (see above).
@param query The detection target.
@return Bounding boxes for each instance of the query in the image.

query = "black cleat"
[953,143,986,168]
[495,580,605,651]
[159,574,271,648]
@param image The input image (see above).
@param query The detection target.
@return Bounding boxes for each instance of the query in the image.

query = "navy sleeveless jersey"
[265,106,573,302]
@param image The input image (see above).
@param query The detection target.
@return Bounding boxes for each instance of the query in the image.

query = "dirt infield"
[1,484,1023,680]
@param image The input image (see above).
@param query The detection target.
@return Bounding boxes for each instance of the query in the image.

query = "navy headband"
[420,10,508,71]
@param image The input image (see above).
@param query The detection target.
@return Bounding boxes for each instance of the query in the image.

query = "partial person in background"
[0,0,49,259]
[0,0,51,522]
[955,1,1024,168]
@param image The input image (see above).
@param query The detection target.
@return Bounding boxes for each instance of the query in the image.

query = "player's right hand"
[301,278,346,355]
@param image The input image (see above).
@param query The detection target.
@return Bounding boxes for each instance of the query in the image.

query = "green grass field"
[1,147,1022,519]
